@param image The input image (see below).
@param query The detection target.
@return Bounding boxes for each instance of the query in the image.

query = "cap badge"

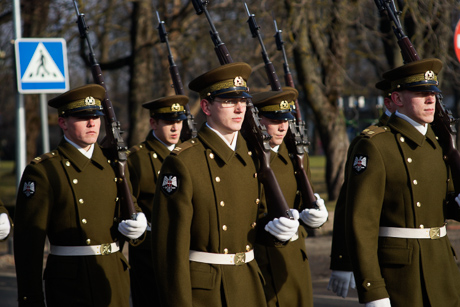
[424,70,435,81]
[234,76,244,86]
[85,96,96,106]
[279,100,290,110]
[171,103,181,112]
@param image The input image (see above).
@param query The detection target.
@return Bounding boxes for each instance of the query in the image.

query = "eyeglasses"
[215,99,248,108]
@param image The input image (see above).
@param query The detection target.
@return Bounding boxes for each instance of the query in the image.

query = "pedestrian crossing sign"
[15,38,69,94]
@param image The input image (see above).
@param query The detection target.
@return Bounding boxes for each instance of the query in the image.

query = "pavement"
[1,214,460,306]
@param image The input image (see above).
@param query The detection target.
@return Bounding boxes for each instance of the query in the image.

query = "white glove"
[118,212,147,239]
[265,209,300,242]
[327,270,356,298]
[455,193,460,207]
[365,298,391,307]
[0,213,10,240]
[300,193,328,228]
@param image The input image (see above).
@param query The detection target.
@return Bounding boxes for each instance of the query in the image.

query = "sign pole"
[40,93,50,154]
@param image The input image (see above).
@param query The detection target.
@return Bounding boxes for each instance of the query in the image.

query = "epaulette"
[31,150,58,164]
[126,145,142,156]
[360,126,388,138]
[171,139,199,155]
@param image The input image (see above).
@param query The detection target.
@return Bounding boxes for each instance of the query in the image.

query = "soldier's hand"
[455,193,460,207]
[264,209,300,242]
[327,270,356,298]
[118,212,147,239]
[300,193,328,228]
[0,213,10,240]
[365,298,391,307]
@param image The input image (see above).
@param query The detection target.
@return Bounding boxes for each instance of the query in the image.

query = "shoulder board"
[171,139,199,156]
[360,126,388,138]
[31,150,58,164]
[126,145,142,156]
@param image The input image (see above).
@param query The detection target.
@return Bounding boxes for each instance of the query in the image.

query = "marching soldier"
[127,95,188,306]
[14,84,147,307]
[252,88,328,306]
[0,199,11,241]
[345,59,460,306]
[328,80,396,298]
[151,62,299,306]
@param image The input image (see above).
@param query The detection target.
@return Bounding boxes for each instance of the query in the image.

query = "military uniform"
[14,85,142,307]
[345,59,460,306]
[127,95,188,307]
[151,63,267,307]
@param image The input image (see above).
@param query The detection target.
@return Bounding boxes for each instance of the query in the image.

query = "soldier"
[127,95,188,306]
[0,199,11,241]
[345,59,460,306]
[328,80,396,298]
[151,62,299,306]
[14,84,147,307]
[251,88,328,306]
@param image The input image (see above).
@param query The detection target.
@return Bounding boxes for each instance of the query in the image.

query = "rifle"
[244,3,317,209]
[73,1,137,220]
[374,0,460,192]
[191,0,293,220]
[156,11,197,141]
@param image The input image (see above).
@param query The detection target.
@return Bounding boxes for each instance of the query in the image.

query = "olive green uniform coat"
[254,142,313,307]
[330,113,389,271]
[14,139,140,307]
[127,131,171,306]
[345,115,460,306]
[151,125,267,307]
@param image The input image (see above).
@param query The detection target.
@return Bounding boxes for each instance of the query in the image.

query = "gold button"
[251,222,256,228]
[209,153,214,159]
[254,173,257,178]
[73,179,78,184]
[420,225,424,229]
[115,197,119,202]
[79,199,84,204]
[407,158,412,163]
[255,198,260,205]
[114,178,118,182]
[220,201,225,207]
[413,180,418,185]
[400,137,405,142]
[153,153,157,159]
[296,190,300,195]
[339,255,343,259]
[191,140,195,144]
[107,160,111,164]
[82,219,87,224]
[86,239,91,245]
[224,248,228,254]
[222,225,227,231]
[248,151,252,156]
[139,145,143,148]
[51,152,55,155]
[215,177,221,182]
[158,170,161,175]
[367,282,371,287]
[114,217,118,222]
[23,297,27,301]
[417,202,421,207]
[65,161,70,166]
[246,245,250,251]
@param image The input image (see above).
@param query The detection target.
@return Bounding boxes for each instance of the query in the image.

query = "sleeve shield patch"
[161,174,179,196]
[353,155,368,174]
[22,181,36,197]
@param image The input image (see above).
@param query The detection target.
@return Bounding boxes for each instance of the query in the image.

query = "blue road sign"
[15,38,69,94]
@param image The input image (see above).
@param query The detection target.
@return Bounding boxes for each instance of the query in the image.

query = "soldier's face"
[150,118,183,146]
[58,115,101,151]
[259,116,288,148]
[392,90,436,125]
[201,97,247,137]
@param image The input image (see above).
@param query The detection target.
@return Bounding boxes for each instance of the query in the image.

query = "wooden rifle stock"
[192,0,292,220]
[156,12,197,141]
[73,1,137,220]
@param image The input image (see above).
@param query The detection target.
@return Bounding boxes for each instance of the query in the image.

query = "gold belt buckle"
[234,252,246,266]
[100,243,112,255]
[429,227,440,240]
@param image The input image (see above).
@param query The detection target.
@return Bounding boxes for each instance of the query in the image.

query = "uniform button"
[114,217,118,222]
[157,170,161,175]
[79,199,84,204]
[413,180,418,185]
[23,297,27,301]
[255,199,260,204]
[114,178,118,182]
[82,219,87,224]
[65,161,71,166]
[367,282,371,287]
[444,155,448,160]
[209,153,214,159]
[246,245,250,251]
[417,202,421,207]
[399,137,405,142]
[86,239,91,245]
[296,190,300,195]
[407,158,412,163]
[73,179,78,184]
[248,151,252,156]
[215,177,221,182]
[139,145,143,148]
[107,160,111,164]
[153,153,157,159]
[190,140,195,144]
[220,201,225,207]
[254,173,257,178]
[222,225,228,231]
[224,248,228,254]
[115,197,119,202]
[420,225,424,229]
[339,255,343,259]
[251,222,256,228]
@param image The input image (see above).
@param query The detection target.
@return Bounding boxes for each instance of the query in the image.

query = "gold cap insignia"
[234,76,245,86]
[85,96,96,106]
[425,70,435,80]
[279,100,290,110]
[171,103,181,112]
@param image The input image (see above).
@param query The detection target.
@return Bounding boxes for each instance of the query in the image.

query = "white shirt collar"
[271,145,280,153]
[206,122,238,151]
[152,131,175,151]
[385,109,392,117]
[64,135,94,159]
[395,111,428,135]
